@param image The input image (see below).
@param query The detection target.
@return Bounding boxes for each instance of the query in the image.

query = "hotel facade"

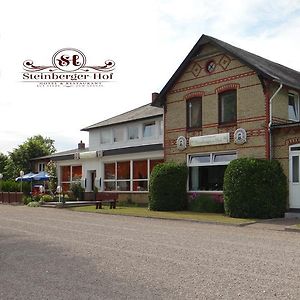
[33,35,300,210]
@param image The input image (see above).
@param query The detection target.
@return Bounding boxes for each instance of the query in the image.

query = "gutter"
[268,81,283,160]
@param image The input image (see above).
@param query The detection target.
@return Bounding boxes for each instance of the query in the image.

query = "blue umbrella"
[15,172,36,182]
[32,171,50,181]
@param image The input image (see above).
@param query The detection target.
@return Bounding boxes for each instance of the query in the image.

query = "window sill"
[218,122,237,128]
[187,127,202,132]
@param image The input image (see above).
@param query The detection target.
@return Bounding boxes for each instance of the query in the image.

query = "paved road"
[0,206,300,300]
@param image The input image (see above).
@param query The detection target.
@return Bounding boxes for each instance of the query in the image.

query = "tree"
[0,153,8,176]
[45,160,57,195]
[7,135,56,179]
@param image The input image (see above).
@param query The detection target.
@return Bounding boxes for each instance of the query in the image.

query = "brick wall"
[164,45,268,162]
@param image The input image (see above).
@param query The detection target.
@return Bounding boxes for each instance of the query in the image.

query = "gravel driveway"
[0,205,300,300]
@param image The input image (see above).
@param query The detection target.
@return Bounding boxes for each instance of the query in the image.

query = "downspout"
[268,81,283,160]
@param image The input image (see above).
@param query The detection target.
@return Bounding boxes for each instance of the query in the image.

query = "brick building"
[152,34,300,210]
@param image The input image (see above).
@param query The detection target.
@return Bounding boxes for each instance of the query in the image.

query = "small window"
[214,153,237,163]
[38,163,45,172]
[288,93,299,121]
[128,126,139,140]
[113,128,123,143]
[189,155,210,166]
[292,156,299,183]
[159,121,163,136]
[187,98,202,129]
[100,130,111,144]
[143,122,155,138]
[219,90,237,124]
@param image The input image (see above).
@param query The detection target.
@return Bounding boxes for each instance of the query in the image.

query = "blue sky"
[1,0,300,154]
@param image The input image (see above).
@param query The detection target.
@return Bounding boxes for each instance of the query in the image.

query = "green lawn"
[70,205,255,225]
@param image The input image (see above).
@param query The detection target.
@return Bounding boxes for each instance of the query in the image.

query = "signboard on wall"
[189,133,230,147]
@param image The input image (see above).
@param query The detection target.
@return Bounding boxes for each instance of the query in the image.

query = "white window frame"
[113,127,124,143]
[103,159,163,193]
[143,121,156,138]
[187,151,237,192]
[288,92,300,122]
[100,129,112,144]
[128,125,139,140]
[38,162,45,172]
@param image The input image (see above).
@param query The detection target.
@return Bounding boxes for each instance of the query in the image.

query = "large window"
[104,159,164,192]
[188,152,236,191]
[143,122,156,138]
[288,93,299,121]
[187,97,202,129]
[113,128,124,143]
[128,126,139,140]
[61,165,82,192]
[100,129,111,144]
[219,90,237,124]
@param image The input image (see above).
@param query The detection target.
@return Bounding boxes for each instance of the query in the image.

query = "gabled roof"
[81,103,163,131]
[152,34,300,107]
[30,147,89,161]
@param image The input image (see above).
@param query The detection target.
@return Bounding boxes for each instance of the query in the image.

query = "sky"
[1,0,300,154]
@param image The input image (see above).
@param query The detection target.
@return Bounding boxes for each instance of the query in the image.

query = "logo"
[22,48,115,87]
[234,128,247,145]
[176,136,187,151]
[52,48,86,72]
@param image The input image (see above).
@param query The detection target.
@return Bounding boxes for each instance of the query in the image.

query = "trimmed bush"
[149,162,188,211]
[188,194,224,213]
[223,158,287,219]
[0,180,31,194]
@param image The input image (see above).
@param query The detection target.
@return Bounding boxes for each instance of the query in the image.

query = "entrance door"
[289,145,300,208]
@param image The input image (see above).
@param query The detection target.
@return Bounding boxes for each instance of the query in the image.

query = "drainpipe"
[268,81,283,160]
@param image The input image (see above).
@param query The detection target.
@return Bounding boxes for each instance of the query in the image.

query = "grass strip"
[70,205,254,225]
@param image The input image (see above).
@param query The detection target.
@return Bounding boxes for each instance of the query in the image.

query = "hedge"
[223,158,287,219]
[149,162,188,211]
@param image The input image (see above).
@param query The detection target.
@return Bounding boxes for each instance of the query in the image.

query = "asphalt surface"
[0,206,300,300]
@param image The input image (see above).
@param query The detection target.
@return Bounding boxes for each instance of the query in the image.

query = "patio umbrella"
[32,171,50,181]
[15,172,36,182]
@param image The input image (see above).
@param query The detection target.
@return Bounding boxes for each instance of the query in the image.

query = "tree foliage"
[0,153,8,176]
[4,135,55,179]
[45,160,58,195]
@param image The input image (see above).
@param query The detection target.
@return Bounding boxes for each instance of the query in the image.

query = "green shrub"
[223,158,287,219]
[0,180,31,194]
[70,181,84,200]
[149,162,188,211]
[40,194,53,202]
[27,201,40,207]
[23,196,33,205]
[188,194,224,213]
[32,194,42,202]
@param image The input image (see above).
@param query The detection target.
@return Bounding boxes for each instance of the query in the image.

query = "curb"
[285,225,300,233]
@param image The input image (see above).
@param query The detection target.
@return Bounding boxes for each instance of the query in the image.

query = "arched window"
[218,90,237,125]
[186,97,202,129]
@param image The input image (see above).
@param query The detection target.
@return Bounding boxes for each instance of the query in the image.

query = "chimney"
[152,92,159,103]
[78,140,85,150]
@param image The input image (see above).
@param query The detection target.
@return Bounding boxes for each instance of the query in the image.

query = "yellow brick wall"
[164,48,268,162]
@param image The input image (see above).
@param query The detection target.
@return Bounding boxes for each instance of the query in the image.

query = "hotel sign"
[189,133,230,147]
[22,48,115,87]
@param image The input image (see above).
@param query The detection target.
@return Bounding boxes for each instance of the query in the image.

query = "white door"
[289,145,300,208]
